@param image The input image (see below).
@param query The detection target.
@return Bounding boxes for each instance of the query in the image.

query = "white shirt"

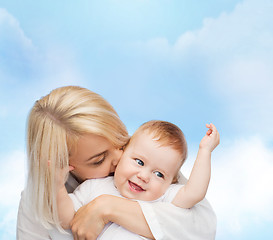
[49,176,183,239]
[16,172,216,240]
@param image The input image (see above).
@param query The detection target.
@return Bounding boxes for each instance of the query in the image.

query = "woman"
[17,86,216,240]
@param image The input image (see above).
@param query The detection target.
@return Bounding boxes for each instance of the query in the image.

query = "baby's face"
[114,132,181,201]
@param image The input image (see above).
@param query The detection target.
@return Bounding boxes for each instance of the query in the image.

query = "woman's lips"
[128,180,145,192]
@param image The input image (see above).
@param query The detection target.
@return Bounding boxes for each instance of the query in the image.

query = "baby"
[55,120,219,239]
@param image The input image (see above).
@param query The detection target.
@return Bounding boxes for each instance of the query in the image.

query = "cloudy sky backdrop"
[0,0,273,239]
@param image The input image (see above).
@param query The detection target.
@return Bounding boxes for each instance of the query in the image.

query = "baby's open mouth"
[128,180,145,192]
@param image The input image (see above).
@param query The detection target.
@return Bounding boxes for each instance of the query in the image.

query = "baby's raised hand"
[199,123,220,152]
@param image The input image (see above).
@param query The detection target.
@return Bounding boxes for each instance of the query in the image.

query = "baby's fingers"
[207,123,220,143]
[210,124,220,144]
[206,129,212,136]
[205,123,214,136]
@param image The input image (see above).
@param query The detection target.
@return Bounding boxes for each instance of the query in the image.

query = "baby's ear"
[172,175,178,184]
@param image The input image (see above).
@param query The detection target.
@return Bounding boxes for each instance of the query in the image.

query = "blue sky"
[0,0,273,239]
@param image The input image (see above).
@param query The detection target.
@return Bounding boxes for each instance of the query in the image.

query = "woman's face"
[69,133,123,183]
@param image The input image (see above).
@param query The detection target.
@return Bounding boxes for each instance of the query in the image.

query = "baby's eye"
[154,171,164,178]
[135,159,144,166]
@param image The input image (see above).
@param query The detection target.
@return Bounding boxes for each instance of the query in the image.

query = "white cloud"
[183,137,273,237]
[0,7,84,84]
[0,8,37,88]
[0,150,26,206]
[210,137,273,236]
[0,209,17,239]
[0,8,86,119]
[0,8,35,54]
[0,150,26,239]
[133,0,273,138]
[0,7,84,85]
[174,0,273,58]
[38,46,86,92]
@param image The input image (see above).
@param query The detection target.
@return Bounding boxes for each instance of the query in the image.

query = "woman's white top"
[16,173,216,240]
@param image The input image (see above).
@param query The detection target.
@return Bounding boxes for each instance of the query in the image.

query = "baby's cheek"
[153,185,167,199]
[160,184,170,195]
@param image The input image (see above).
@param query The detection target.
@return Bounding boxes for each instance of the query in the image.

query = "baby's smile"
[128,180,146,192]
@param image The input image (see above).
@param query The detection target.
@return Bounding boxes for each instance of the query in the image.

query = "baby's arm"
[172,123,219,209]
[56,166,75,229]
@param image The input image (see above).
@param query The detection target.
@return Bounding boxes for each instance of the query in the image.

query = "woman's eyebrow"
[85,150,107,162]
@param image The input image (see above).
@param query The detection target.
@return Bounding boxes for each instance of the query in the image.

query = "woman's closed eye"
[91,154,106,165]
[135,158,144,166]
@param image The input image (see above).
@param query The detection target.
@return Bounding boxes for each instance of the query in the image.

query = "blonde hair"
[26,86,129,230]
[131,120,188,182]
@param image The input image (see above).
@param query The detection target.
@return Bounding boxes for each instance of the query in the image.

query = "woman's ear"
[113,148,123,166]
[69,165,75,171]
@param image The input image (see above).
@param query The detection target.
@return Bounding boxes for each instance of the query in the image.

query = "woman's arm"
[103,195,155,239]
[70,194,154,239]
[71,192,216,240]
[139,198,217,240]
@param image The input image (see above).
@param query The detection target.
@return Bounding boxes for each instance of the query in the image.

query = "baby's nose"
[137,170,150,183]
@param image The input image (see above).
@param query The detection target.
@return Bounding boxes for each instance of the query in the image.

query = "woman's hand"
[70,194,154,240]
[70,195,110,240]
